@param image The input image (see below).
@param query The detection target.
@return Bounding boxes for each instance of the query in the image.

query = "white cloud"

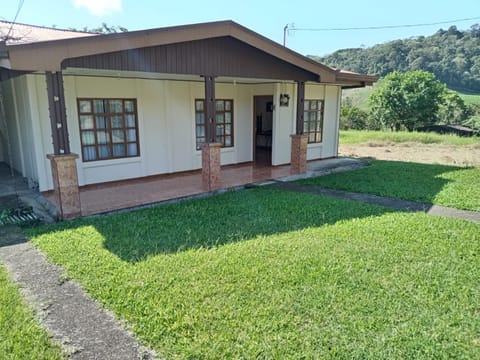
[73,0,122,16]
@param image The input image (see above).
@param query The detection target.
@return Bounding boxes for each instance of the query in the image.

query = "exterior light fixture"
[279,93,290,107]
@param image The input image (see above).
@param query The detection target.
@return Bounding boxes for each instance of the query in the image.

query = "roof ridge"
[0,19,95,35]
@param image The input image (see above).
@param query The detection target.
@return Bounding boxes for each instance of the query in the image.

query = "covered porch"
[43,158,362,217]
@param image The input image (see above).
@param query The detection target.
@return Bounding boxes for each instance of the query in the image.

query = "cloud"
[73,0,122,16]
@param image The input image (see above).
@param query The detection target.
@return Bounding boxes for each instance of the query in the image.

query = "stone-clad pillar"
[202,143,222,191]
[290,134,308,174]
[47,154,81,219]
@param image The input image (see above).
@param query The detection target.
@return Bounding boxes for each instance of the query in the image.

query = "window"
[77,98,140,161]
[195,99,234,150]
[303,100,324,143]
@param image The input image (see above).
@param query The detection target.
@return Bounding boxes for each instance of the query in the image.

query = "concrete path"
[273,182,480,223]
[0,225,155,360]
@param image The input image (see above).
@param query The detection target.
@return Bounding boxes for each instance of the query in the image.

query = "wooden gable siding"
[62,36,319,81]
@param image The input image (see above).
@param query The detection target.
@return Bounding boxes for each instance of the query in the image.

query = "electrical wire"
[291,16,480,32]
[5,0,25,40]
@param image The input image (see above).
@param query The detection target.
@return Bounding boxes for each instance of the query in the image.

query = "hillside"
[312,25,480,93]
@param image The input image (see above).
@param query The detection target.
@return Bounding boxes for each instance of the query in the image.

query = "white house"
[0,20,376,218]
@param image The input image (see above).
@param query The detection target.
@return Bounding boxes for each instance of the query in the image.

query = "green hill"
[312,25,480,94]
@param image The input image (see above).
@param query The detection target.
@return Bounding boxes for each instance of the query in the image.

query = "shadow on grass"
[27,187,397,262]
[299,159,471,204]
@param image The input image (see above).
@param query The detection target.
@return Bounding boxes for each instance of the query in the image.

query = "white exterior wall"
[0,75,48,190]
[23,73,342,191]
[305,84,341,160]
[38,75,267,189]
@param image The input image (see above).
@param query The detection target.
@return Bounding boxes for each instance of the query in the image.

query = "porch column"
[202,75,222,190]
[47,154,81,219]
[291,81,308,174]
[46,71,81,219]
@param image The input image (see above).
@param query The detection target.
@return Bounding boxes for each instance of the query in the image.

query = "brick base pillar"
[290,134,308,174]
[202,143,222,191]
[47,154,81,219]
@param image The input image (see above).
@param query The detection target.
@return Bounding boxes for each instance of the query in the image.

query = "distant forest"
[312,25,480,93]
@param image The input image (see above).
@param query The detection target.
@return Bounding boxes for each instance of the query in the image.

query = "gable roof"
[0,20,96,44]
[0,20,377,87]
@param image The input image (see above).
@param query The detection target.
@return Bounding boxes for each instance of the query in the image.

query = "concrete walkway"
[273,182,480,223]
[0,225,155,360]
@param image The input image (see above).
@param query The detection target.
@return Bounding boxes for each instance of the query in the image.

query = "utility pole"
[283,24,288,47]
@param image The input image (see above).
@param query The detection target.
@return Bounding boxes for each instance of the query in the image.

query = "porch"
[43,158,363,217]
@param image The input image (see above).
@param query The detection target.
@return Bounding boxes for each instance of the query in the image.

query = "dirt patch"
[339,142,480,166]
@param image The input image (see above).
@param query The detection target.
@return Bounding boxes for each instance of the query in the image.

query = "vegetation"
[339,129,480,146]
[27,188,479,359]
[369,71,447,131]
[300,160,480,211]
[69,23,128,34]
[313,24,480,93]
[0,264,63,359]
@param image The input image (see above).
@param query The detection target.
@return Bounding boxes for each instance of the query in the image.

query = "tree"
[369,71,446,131]
[340,105,368,130]
[69,23,128,34]
[437,91,468,124]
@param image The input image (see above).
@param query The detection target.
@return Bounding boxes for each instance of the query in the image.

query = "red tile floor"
[45,161,291,216]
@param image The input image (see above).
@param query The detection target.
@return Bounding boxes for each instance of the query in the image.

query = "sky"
[1,0,479,56]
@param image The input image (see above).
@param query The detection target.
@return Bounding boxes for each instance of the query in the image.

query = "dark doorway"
[253,95,273,166]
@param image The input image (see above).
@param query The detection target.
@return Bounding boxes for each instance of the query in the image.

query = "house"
[0,20,376,219]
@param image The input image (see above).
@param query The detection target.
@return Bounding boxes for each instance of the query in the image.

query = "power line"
[290,16,480,32]
[6,0,25,40]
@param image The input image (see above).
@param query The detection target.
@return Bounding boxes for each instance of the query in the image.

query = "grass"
[27,188,480,359]
[300,160,480,211]
[459,92,480,106]
[339,129,480,146]
[0,264,63,359]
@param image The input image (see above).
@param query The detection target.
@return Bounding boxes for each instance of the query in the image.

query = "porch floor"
[43,158,366,217]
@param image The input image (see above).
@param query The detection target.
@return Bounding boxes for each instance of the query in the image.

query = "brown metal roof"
[1,20,377,86]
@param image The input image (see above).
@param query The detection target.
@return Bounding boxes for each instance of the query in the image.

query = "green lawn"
[0,264,63,359]
[459,92,480,106]
[339,129,480,146]
[27,188,480,359]
[300,160,480,211]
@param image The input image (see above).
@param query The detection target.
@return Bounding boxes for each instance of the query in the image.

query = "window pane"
[309,132,316,143]
[215,101,224,112]
[303,121,309,132]
[195,100,204,111]
[112,130,125,143]
[127,143,138,156]
[93,100,107,113]
[216,113,224,123]
[83,146,96,161]
[127,129,136,142]
[97,130,110,144]
[196,137,205,150]
[126,114,136,128]
[225,136,232,147]
[196,113,205,125]
[79,100,91,113]
[216,124,224,136]
[98,145,111,159]
[81,131,95,145]
[225,124,231,135]
[96,116,107,129]
[109,99,123,113]
[196,125,205,137]
[111,115,124,128]
[216,136,224,143]
[310,101,318,110]
[80,115,94,129]
[124,100,135,113]
[113,144,126,157]
[304,100,309,111]
[225,101,232,111]
[225,112,231,124]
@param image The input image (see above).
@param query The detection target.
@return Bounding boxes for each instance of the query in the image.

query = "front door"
[253,95,273,165]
